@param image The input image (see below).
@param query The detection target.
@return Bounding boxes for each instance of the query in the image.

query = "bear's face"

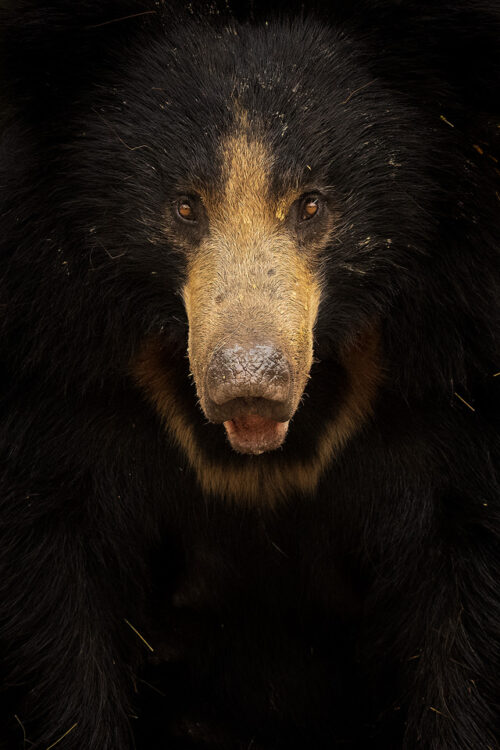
[71,19,434,503]
[179,114,329,456]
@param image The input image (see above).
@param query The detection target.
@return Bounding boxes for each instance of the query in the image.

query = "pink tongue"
[223,415,289,454]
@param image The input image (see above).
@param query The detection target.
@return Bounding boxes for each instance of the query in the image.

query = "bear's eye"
[176,198,196,222]
[299,195,320,222]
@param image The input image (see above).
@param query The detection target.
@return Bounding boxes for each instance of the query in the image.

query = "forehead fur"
[200,111,301,231]
[112,19,355,193]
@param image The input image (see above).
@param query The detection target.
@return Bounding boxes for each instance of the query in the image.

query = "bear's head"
[124,20,420,503]
[3,11,497,504]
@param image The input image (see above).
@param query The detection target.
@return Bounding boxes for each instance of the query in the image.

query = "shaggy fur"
[0,1,499,748]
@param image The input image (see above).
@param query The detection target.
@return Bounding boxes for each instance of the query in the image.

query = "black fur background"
[0,1,499,748]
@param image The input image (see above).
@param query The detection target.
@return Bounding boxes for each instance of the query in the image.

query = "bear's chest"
[146,512,364,747]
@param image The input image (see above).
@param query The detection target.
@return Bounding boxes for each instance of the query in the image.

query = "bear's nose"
[204,343,293,423]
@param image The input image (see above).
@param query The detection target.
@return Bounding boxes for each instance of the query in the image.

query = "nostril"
[206,343,292,407]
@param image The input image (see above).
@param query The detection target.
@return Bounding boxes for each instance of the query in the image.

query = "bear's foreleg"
[0,513,141,749]
[390,541,499,749]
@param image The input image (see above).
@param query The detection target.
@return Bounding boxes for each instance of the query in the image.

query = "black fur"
[0,1,499,748]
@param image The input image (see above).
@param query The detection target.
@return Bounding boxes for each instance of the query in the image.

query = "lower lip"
[223,415,290,455]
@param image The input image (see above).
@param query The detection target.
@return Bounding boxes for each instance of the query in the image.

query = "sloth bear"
[0,1,499,748]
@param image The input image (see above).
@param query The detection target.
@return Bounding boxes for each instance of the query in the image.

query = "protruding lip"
[203,395,293,425]
[223,415,290,454]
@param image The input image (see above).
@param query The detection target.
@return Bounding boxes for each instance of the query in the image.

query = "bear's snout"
[202,342,293,454]
[205,343,293,423]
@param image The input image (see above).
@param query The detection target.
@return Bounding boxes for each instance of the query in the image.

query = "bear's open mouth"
[223,415,290,455]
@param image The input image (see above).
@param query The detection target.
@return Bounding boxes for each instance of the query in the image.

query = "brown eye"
[300,196,320,221]
[177,199,196,222]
